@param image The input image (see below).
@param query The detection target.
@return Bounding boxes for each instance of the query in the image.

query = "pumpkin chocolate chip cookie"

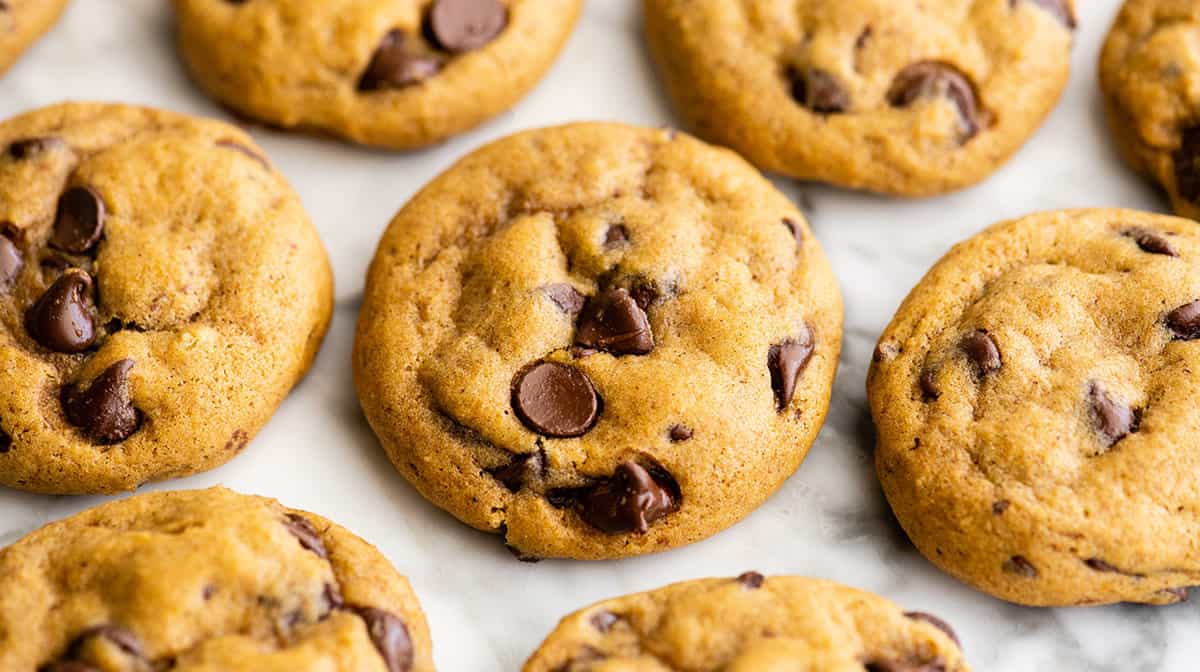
[354,123,843,560]
[870,209,1200,606]
[0,102,332,494]
[523,573,969,671]
[0,487,434,672]
[644,0,1075,196]
[173,0,582,149]
[0,0,69,78]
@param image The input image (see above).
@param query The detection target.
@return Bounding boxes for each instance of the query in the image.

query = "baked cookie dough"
[644,0,1075,197]
[0,102,332,494]
[1101,0,1200,220]
[0,0,69,78]
[173,0,582,149]
[523,573,968,671]
[354,123,843,560]
[869,208,1200,607]
[0,487,434,672]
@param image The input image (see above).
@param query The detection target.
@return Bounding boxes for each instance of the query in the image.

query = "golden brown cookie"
[0,102,332,494]
[1101,0,1200,220]
[173,0,581,149]
[354,123,843,560]
[644,0,1075,197]
[0,0,69,78]
[523,573,968,672]
[0,487,434,672]
[869,208,1200,607]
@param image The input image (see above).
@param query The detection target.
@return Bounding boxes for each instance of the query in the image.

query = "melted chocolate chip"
[866,659,948,672]
[604,225,629,248]
[992,500,1010,515]
[1002,555,1039,578]
[544,284,585,315]
[1167,300,1200,340]
[26,269,96,353]
[50,186,106,255]
[427,0,507,53]
[1175,125,1200,203]
[63,359,143,444]
[1019,0,1077,29]
[575,288,654,355]
[590,610,619,632]
[283,513,328,558]
[888,61,985,140]
[904,612,960,647]
[769,325,815,410]
[1084,558,1119,573]
[511,362,600,438]
[359,30,443,91]
[789,68,850,114]
[1125,228,1177,256]
[0,427,10,453]
[1088,382,1136,448]
[351,607,414,672]
[668,424,692,442]
[919,367,940,401]
[555,461,680,534]
[961,329,1001,377]
[488,451,542,492]
[68,625,143,659]
[737,571,765,589]
[0,233,22,287]
[8,136,63,159]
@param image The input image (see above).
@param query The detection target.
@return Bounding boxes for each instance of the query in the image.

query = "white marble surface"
[1,1,1195,670]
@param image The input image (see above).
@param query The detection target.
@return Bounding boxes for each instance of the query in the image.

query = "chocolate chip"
[1084,558,1119,573]
[627,281,662,311]
[511,361,600,438]
[575,288,654,355]
[543,283,585,315]
[488,451,542,492]
[50,186,106,255]
[283,513,327,559]
[1088,382,1135,448]
[0,233,22,287]
[1125,228,1177,256]
[1174,126,1200,204]
[1002,555,1038,578]
[351,607,414,672]
[782,218,803,246]
[1018,0,1076,28]
[961,329,1001,377]
[603,225,629,249]
[992,500,1010,515]
[68,625,143,659]
[576,460,679,534]
[788,68,850,114]
[737,571,764,589]
[427,0,507,53]
[888,61,985,140]
[0,427,10,453]
[919,367,940,401]
[1167,300,1200,340]
[63,359,142,443]
[769,325,815,410]
[26,269,96,353]
[8,136,63,159]
[668,424,692,442]
[359,30,444,91]
[866,658,948,672]
[904,612,960,647]
[589,611,619,632]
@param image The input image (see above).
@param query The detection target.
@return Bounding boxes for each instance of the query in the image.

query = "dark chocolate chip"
[1088,382,1135,448]
[1017,0,1076,28]
[769,325,815,410]
[511,361,600,438]
[50,187,106,255]
[904,612,960,647]
[961,329,1001,377]
[919,367,940,401]
[283,513,327,558]
[427,0,507,53]
[1002,555,1039,578]
[359,30,443,91]
[627,281,662,311]
[788,68,850,114]
[737,571,764,589]
[589,610,619,632]
[668,424,692,442]
[63,359,142,444]
[0,427,10,453]
[1167,300,1200,340]
[1084,558,1119,573]
[0,233,22,287]
[782,218,803,246]
[8,136,63,159]
[488,451,542,492]
[576,460,679,534]
[26,269,96,353]
[888,61,985,139]
[1125,228,1177,256]
[1174,125,1200,204]
[604,225,629,249]
[351,607,414,672]
[992,500,1010,515]
[866,659,948,672]
[575,288,654,355]
[543,283,585,315]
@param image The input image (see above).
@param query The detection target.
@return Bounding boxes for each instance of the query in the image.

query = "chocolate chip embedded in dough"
[888,61,986,140]
[26,269,96,354]
[63,359,143,444]
[769,325,816,410]
[50,186,106,254]
[511,362,600,438]
[427,0,508,53]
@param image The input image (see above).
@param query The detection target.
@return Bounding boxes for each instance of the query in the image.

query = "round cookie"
[523,573,968,671]
[354,123,843,560]
[0,0,69,78]
[0,487,434,672]
[1100,0,1200,220]
[869,209,1200,607]
[0,102,332,494]
[644,0,1075,197]
[173,0,582,149]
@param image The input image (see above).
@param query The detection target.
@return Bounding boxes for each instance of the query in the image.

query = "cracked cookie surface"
[0,0,69,77]
[869,208,1200,606]
[643,0,1075,196]
[354,123,843,560]
[523,573,969,671]
[1101,0,1200,220]
[0,102,332,494]
[173,0,581,149]
[0,487,434,672]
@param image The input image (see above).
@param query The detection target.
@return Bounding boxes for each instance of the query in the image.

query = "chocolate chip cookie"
[644,0,1076,197]
[0,487,434,672]
[0,0,69,77]
[354,123,843,560]
[1101,0,1200,220]
[0,102,332,494]
[523,573,969,671]
[173,0,582,149]
[869,208,1200,607]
